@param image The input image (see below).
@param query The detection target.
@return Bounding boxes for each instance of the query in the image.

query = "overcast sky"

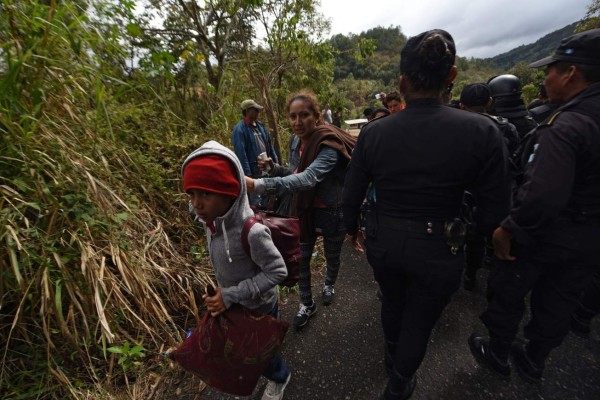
[319,0,590,58]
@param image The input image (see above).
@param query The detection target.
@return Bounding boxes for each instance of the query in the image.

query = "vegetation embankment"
[0,2,212,398]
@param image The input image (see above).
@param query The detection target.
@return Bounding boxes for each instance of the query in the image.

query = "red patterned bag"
[242,209,301,287]
[168,303,289,396]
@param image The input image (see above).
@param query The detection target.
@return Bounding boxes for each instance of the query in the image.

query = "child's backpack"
[241,210,300,287]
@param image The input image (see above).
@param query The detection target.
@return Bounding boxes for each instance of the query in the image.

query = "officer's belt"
[377,215,446,235]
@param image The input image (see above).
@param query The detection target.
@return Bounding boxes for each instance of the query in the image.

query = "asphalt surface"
[196,243,600,400]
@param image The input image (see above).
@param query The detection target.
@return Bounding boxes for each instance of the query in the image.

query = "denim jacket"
[232,119,279,178]
[254,135,346,215]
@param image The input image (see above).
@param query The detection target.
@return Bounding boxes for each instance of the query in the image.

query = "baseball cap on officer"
[241,99,264,111]
[529,28,600,68]
[460,83,491,107]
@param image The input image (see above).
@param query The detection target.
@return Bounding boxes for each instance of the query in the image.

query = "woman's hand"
[203,286,226,316]
[257,156,273,172]
[347,232,364,254]
[245,176,255,192]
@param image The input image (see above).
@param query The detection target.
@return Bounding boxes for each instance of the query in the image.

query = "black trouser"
[298,208,346,305]
[464,226,493,278]
[365,224,463,377]
[481,222,600,363]
[575,268,600,321]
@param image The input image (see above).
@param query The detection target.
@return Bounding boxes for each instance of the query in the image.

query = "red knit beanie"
[183,155,240,197]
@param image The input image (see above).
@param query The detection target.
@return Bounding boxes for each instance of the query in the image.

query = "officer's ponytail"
[401,29,456,94]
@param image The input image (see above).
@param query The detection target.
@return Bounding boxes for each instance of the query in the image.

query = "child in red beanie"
[181,140,291,400]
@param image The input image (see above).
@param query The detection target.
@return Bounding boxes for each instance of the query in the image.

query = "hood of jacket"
[182,140,255,260]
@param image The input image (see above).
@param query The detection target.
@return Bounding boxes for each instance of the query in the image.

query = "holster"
[360,200,378,238]
[444,218,468,255]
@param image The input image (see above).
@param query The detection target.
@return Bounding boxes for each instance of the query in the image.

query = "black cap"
[530,28,600,68]
[401,29,456,73]
[460,83,491,107]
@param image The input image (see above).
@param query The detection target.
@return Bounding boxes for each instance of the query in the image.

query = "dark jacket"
[481,113,520,155]
[491,97,538,139]
[343,98,511,237]
[502,82,600,245]
[528,102,560,124]
[232,119,279,178]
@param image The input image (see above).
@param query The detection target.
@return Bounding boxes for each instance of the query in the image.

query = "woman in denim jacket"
[246,90,358,330]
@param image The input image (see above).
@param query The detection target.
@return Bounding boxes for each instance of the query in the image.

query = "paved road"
[195,244,600,400]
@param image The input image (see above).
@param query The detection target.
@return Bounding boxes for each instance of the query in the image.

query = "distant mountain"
[486,22,579,70]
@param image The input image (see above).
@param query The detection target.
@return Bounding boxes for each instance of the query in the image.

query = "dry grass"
[0,1,214,398]
[1,106,214,398]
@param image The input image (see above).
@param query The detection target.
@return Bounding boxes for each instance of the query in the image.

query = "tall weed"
[0,1,212,398]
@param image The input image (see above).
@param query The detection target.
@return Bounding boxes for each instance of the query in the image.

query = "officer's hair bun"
[419,34,454,72]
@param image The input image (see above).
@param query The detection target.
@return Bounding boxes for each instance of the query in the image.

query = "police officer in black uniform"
[571,268,600,337]
[527,83,559,123]
[342,29,511,400]
[458,83,520,290]
[459,82,520,158]
[487,74,538,140]
[469,28,600,383]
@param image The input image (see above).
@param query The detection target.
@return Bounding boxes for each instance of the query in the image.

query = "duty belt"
[377,215,446,235]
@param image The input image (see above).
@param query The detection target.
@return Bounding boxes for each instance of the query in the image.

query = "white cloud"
[319,0,590,58]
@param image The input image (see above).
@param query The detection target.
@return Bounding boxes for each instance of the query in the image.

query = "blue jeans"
[262,302,290,383]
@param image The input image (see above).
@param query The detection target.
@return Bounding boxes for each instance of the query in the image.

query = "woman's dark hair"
[400,29,456,93]
[286,90,322,124]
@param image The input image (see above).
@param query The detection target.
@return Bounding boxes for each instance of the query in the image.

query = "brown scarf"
[291,124,357,240]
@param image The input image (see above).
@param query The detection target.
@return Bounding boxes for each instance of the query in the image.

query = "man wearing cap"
[459,83,520,291]
[469,28,600,383]
[459,83,520,155]
[232,99,279,206]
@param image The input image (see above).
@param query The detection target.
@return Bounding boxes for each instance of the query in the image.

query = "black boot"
[512,342,544,383]
[468,333,511,379]
[381,368,416,400]
[384,340,397,376]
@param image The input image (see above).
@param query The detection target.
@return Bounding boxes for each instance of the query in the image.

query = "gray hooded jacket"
[182,141,287,314]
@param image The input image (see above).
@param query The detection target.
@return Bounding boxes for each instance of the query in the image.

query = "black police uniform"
[491,98,538,140]
[481,82,600,365]
[572,268,600,336]
[342,99,511,377]
[463,113,519,289]
[483,113,520,156]
[528,102,559,124]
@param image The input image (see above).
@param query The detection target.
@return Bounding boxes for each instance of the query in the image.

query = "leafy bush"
[0,1,213,398]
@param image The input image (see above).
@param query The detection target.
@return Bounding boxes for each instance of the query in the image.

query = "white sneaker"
[261,372,291,400]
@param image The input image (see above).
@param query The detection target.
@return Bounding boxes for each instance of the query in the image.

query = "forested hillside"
[487,22,579,70]
[326,22,586,116]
